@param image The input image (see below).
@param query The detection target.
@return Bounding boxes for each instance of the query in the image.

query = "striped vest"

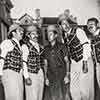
[91,33,100,63]
[27,42,44,73]
[68,33,83,62]
[3,40,23,73]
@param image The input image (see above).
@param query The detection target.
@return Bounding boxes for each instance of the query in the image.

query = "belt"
[3,67,21,73]
[28,68,40,74]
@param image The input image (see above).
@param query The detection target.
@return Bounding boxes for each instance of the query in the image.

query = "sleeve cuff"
[23,63,29,79]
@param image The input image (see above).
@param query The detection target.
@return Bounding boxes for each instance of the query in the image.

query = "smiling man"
[22,25,44,100]
[87,17,100,100]
[59,14,94,100]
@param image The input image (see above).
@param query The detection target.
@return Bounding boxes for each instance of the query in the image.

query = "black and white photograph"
[0,0,100,100]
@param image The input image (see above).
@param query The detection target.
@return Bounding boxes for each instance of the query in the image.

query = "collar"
[49,40,59,48]
[29,40,40,52]
[68,28,72,34]
[94,29,100,36]
[12,38,20,48]
[29,40,39,46]
[64,28,72,36]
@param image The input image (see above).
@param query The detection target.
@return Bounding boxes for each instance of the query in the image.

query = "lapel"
[29,42,44,55]
[39,45,44,55]
[11,40,22,54]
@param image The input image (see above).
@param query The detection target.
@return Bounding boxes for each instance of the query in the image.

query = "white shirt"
[0,38,21,75]
[76,28,91,61]
[30,40,40,52]
[12,38,22,50]
[22,40,40,79]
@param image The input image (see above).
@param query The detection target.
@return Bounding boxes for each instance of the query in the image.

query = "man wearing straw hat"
[22,25,44,100]
[58,14,94,100]
[0,23,24,100]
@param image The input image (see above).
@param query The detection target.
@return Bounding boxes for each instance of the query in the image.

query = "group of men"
[0,11,100,100]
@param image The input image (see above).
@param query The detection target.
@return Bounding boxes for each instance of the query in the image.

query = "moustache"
[88,27,93,30]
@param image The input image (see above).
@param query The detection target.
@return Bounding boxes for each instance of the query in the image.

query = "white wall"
[11,0,99,24]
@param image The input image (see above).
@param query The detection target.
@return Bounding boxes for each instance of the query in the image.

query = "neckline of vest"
[28,42,43,55]
[11,40,21,52]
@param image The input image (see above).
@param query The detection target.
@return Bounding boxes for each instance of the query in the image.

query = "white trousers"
[2,69,23,100]
[96,63,100,89]
[25,68,44,100]
[70,58,94,100]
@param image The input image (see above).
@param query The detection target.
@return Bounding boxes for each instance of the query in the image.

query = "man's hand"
[45,78,49,86]
[82,60,88,73]
[25,77,32,86]
[64,75,70,84]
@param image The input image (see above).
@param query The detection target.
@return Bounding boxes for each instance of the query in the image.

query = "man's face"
[47,31,57,42]
[16,27,24,40]
[61,20,70,32]
[30,30,38,42]
[27,26,38,42]
[87,21,97,35]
